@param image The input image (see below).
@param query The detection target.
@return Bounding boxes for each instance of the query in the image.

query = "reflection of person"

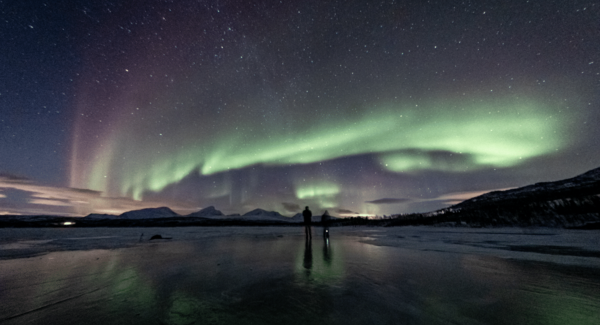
[323,232,332,265]
[303,237,313,272]
[303,206,312,238]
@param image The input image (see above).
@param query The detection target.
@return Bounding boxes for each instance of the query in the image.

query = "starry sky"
[1,0,599,217]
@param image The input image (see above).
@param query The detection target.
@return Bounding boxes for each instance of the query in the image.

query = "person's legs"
[305,223,312,238]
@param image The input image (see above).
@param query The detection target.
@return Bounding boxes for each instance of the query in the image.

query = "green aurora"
[81,97,567,205]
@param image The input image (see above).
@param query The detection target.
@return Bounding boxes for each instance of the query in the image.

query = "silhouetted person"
[303,206,312,238]
[321,210,331,239]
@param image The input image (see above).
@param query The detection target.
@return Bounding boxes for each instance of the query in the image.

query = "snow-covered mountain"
[118,207,179,219]
[454,167,600,209]
[78,206,338,224]
[81,206,297,222]
[241,209,292,222]
[186,206,225,219]
[393,167,600,227]
[185,207,295,222]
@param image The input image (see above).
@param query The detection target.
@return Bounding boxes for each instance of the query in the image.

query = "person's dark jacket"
[302,209,312,224]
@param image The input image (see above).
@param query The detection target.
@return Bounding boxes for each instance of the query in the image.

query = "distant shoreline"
[0,215,387,228]
[1,215,599,229]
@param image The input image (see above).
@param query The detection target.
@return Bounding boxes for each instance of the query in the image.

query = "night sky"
[1,0,598,217]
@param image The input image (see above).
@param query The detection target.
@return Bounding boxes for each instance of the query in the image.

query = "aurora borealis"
[1,0,599,216]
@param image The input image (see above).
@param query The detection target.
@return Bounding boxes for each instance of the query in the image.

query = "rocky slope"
[391,167,600,227]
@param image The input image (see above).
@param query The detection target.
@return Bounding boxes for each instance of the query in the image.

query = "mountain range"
[1,167,598,228]
[84,206,335,223]
[84,206,300,223]
[81,166,600,228]
[390,167,600,228]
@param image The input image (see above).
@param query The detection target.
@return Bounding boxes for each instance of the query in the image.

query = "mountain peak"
[188,206,224,217]
[119,207,178,219]
[415,166,600,227]
[242,209,283,217]
[454,166,600,209]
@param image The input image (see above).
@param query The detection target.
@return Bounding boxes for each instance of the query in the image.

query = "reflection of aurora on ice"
[1,227,599,325]
[295,236,344,285]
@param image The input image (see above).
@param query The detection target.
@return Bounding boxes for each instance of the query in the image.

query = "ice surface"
[0,226,599,324]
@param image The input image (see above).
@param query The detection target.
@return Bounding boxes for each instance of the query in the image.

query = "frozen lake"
[1,226,599,324]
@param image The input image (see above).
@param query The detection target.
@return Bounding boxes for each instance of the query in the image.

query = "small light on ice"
[63,222,75,226]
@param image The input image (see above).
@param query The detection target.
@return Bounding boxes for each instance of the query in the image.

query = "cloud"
[0,175,198,216]
[365,198,410,205]
[282,202,300,212]
[0,174,103,214]
[0,172,30,182]
[336,208,357,214]
[434,188,514,206]
[29,199,73,207]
